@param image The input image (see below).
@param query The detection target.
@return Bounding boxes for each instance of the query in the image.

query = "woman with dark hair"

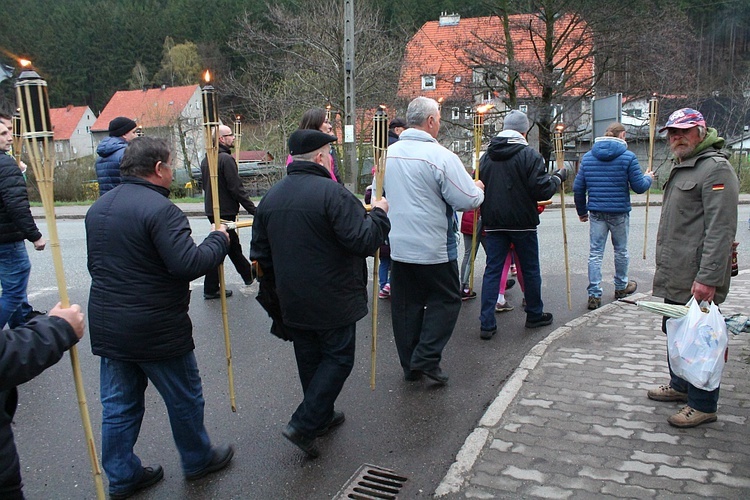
[287,108,344,184]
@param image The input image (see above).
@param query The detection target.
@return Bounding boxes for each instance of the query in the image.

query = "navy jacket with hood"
[95,136,128,195]
[573,137,652,216]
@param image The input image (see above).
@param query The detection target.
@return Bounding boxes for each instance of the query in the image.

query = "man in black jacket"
[1,303,84,500]
[200,124,256,299]
[478,110,567,338]
[86,137,233,499]
[0,121,46,329]
[250,129,389,458]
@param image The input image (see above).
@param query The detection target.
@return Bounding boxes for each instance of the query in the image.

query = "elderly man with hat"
[647,108,738,428]
[250,129,390,458]
[95,116,138,196]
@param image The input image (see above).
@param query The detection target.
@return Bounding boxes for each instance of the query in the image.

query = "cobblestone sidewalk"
[438,272,750,499]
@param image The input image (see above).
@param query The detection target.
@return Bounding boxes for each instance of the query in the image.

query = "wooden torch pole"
[11,110,22,165]
[554,124,572,310]
[643,97,658,260]
[468,104,493,293]
[370,105,388,390]
[16,65,105,500]
[202,71,237,412]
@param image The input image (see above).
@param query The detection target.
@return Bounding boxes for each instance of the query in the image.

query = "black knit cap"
[108,116,137,137]
[288,129,337,156]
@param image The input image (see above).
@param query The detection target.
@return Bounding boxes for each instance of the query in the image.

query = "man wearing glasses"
[200,124,257,299]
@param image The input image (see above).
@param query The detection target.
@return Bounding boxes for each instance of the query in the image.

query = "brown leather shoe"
[647,384,688,403]
[614,280,637,299]
[668,406,717,428]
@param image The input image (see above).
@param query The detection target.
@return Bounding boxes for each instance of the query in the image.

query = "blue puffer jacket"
[95,136,128,195]
[573,137,652,216]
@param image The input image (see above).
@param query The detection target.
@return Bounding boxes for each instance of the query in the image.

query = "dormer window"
[422,75,436,90]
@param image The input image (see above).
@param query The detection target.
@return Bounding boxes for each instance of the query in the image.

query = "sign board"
[344,125,355,143]
[592,93,622,139]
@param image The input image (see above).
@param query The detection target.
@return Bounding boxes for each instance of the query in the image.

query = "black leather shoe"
[404,370,423,382]
[316,410,345,436]
[110,465,164,499]
[525,312,553,328]
[204,290,233,300]
[185,445,234,481]
[418,367,448,385]
[480,328,497,340]
[282,424,319,458]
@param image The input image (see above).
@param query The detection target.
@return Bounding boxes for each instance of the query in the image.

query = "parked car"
[189,161,285,194]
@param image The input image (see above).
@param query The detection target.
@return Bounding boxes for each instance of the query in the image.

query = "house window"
[519,104,528,113]
[464,140,472,152]
[86,126,91,133]
[483,90,493,101]
[551,104,564,123]
[421,75,436,90]
[451,141,460,152]
[451,107,460,120]
[54,142,63,153]
[464,107,472,119]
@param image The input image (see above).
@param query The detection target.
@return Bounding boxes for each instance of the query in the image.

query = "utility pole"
[343,0,356,191]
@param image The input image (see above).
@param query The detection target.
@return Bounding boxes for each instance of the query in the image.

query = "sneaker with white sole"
[495,301,514,312]
[647,384,688,402]
[378,283,391,299]
[668,405,717,428]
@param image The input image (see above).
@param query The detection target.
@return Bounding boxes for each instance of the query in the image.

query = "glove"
[553,168,568,183]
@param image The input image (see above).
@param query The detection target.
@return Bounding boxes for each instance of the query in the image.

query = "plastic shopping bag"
[666,297,728,391]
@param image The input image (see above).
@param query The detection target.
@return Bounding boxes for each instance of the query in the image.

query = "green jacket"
[653,129,739,303]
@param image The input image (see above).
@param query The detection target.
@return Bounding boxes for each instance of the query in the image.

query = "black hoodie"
[478,134,561,231]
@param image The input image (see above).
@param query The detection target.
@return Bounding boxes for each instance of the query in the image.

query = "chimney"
[439,12,460,26]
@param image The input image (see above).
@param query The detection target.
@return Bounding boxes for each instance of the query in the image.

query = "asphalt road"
[13,205,750,499]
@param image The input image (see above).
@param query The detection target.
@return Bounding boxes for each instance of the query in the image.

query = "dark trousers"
[480,231,543,331]
[0,389,23,500]
[204,227,254,293]
[390,260,461,373]
[288,323,356,437]
[662,299,720,413]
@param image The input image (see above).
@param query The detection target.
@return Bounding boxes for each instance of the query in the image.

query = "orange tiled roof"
[92,85,199,132]
[399,14,594,102]
[49,105,89,141]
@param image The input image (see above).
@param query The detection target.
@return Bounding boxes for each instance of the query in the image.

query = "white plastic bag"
[666,297,728,391]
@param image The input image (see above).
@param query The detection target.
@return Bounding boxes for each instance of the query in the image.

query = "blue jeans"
[587,211,629,298]
[100,352,213,494]
[480,231,543,331]
[378,255,391,289]
[288,324,356,436]
[460,233,486,288]
[0,241,33,329]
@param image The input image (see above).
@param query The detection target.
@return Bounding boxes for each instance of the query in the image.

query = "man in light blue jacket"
[573,122,653,310]
[384,97,484,385]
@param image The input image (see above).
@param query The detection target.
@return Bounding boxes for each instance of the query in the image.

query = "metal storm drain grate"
[334,464,408,499]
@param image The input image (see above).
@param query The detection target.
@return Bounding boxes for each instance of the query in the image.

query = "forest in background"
[1,0,749,157]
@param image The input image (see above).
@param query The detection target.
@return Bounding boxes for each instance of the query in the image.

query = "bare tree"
[443,0,698,163]
[225,0,405,180]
